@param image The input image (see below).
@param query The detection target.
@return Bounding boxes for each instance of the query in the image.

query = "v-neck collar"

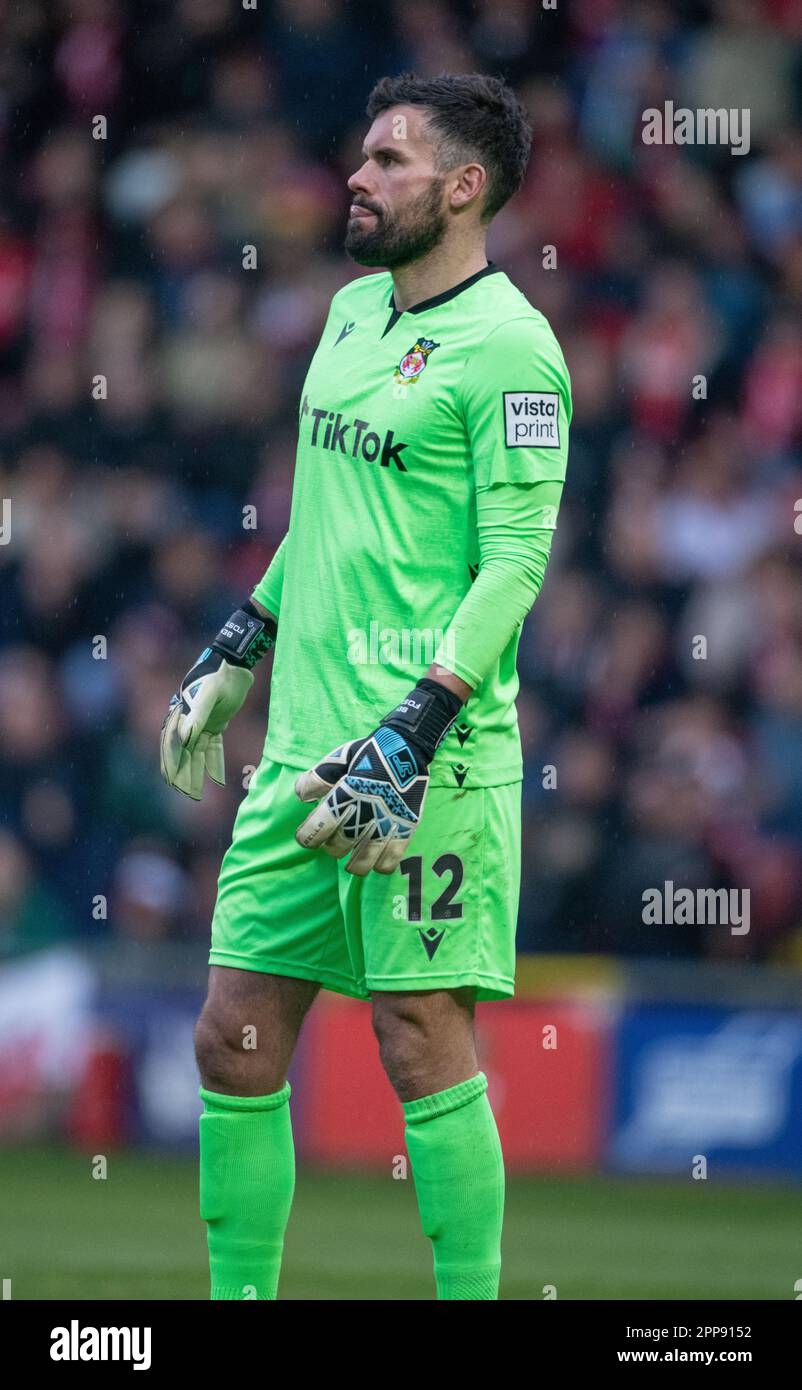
[382,261,502,338]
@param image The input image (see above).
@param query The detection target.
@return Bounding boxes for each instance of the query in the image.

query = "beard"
[345,176,447,268]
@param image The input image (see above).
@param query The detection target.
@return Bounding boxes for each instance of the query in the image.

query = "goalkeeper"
[161,71,571,1301]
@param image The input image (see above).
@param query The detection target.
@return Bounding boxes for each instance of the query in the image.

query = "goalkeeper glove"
[294,678,463,876]
[160,600,276,801]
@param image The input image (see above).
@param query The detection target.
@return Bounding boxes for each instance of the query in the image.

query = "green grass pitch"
[1,1146,800,1300]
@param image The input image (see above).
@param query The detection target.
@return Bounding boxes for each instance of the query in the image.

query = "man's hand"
[294,678,462,875]
[160,601,276,801]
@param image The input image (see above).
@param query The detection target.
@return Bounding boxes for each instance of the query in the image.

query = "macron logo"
[503,391,560,449]
[51,1321,152,1371]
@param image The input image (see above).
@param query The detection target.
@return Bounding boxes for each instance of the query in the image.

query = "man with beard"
[161,72,571,1301]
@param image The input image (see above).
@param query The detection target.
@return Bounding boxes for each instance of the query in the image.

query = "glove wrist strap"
[211,600,277,670]
[380,678,463,763]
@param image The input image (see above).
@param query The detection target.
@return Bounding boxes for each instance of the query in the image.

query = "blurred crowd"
[1,0,801,965]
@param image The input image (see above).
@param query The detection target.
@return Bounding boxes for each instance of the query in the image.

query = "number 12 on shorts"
[397,854,464,921]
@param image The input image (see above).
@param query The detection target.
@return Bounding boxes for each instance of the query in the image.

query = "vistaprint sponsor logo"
[503,392,560,449]
[347,621,456,668]
[642,101,750,155]
[642,882,750,935]
[50,1320,151,1370]
[300,394,408,471]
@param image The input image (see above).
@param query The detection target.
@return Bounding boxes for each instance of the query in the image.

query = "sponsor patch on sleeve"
[503,391,561,449]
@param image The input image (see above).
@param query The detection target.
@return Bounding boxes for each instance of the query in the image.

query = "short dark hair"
[365,72,533,223]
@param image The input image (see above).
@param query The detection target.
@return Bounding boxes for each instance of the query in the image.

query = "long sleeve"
[433,313,571,689]
[433,478,563,688]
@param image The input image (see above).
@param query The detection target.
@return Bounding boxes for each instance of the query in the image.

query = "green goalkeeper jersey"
[252,261,571,789]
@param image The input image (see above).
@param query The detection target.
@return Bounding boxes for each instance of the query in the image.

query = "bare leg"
[371,986,477,1101]
[195,966,319,1096]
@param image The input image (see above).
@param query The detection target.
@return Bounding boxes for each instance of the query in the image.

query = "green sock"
[199,1082,295,1300]
[404,1071,504,1300]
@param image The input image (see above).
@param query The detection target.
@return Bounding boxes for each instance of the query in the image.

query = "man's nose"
[347,162,371,195]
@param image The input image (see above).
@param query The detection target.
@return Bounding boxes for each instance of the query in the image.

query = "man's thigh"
[340,781,521,1001]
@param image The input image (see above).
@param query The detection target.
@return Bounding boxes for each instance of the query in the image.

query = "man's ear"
[449,163,487,213]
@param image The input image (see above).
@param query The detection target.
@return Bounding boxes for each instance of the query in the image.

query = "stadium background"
[1,0,802,1300]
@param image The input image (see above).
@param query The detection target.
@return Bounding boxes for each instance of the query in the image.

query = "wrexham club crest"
[394,337,439,384]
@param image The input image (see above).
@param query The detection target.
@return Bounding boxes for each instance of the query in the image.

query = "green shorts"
[210,754,521,1001]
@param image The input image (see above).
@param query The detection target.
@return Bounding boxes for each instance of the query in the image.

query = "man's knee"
[195,969,319,1094]
[194,998,285,1096]
[194,1006,251,1092]
[372,998,429,1096]
[372,990,477,1102]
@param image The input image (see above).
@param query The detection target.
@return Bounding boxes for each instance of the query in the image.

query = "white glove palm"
[160,602,275,801]
[160,648,254,800]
